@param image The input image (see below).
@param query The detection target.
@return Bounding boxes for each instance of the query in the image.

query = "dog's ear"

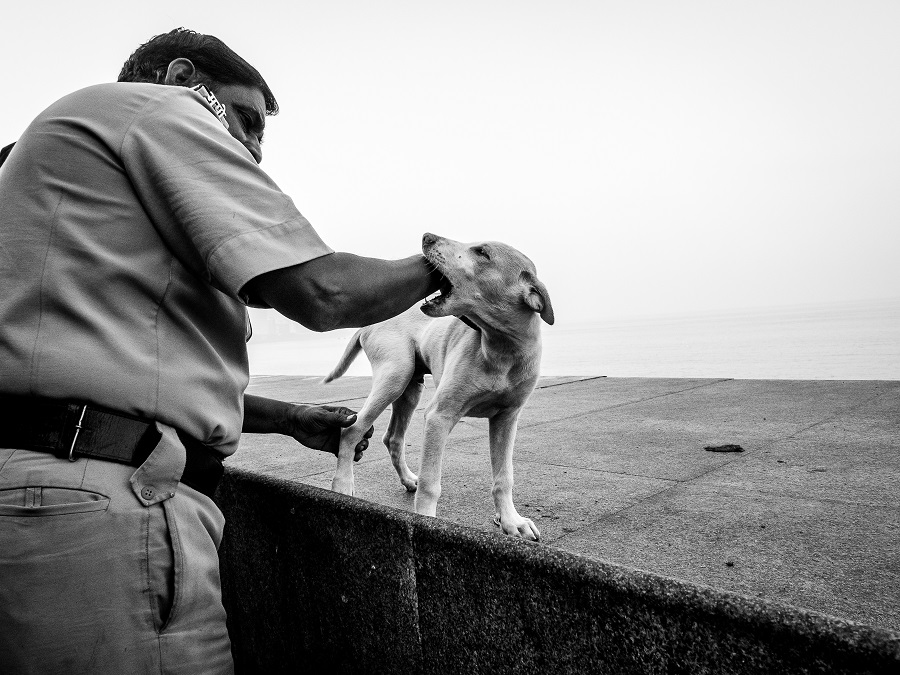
[521,272,555,325]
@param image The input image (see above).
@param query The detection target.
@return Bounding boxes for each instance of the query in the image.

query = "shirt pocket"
[0,486,110,516]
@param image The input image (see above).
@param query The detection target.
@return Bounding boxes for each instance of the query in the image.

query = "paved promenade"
[234,375,900,633]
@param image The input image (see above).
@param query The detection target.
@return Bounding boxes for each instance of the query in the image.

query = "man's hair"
[117,28,278,115]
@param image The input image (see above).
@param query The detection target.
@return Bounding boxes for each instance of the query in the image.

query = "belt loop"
[68,405,88,462]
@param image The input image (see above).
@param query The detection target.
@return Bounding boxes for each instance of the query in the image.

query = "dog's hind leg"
[489,410,540,541]
[331,356,416,496]
[383,374,425,492]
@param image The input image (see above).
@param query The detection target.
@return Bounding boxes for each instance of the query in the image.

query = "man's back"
[0,82,330,455]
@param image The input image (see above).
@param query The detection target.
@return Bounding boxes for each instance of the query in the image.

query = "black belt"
[0,396,223,499]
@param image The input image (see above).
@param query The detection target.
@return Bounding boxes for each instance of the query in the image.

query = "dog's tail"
[322,329,363,383]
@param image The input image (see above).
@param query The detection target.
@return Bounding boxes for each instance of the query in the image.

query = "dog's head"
[420,232,554,328]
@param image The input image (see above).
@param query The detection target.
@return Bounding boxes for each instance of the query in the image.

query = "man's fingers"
[319,408,356,428]
[310,406,369,460]
[319,406,366,430]
[324,406,357,428]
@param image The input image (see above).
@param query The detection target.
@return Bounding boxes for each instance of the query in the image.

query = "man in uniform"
[0,28,441,673]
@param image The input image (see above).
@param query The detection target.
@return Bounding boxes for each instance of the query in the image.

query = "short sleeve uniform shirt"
[0,82,333,456]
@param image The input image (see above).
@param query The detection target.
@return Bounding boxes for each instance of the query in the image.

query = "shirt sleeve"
[120,87,333,304]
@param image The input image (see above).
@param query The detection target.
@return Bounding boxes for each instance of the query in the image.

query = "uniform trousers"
[0,447,233,674]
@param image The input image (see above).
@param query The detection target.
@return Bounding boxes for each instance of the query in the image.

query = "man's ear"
[521,272,555,325]
[163,58,198,86]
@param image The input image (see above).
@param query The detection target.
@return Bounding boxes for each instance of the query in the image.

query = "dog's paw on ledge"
[493,514,542,542]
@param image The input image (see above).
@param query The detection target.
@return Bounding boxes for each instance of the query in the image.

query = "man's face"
[213,84,267,164]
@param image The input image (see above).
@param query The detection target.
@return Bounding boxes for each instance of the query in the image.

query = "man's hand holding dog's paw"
[286,405,374,461]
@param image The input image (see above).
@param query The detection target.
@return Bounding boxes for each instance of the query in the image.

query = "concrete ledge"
[216,467,900,674]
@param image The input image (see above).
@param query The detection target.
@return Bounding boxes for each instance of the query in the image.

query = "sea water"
[247,298,900,380]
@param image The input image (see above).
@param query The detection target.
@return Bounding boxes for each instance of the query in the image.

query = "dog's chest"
[465,399,517,418]
[420,322,540,418]
[458,374,536,418]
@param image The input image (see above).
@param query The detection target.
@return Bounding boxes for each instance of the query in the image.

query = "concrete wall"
[216,467,900,675]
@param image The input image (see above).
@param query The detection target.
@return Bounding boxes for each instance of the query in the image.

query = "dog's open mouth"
[421,277,453,310]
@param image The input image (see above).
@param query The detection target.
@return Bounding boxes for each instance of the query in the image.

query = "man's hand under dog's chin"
[286,404,373,460]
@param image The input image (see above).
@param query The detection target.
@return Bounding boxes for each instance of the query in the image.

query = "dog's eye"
[472,246,490,259]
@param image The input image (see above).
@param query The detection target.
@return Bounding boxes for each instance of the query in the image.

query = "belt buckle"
[68,405,88,462]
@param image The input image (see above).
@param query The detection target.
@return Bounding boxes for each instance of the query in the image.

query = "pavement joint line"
[534,375,608,389]
[515,456,684,483]
[683,479,900,511]
[680,440,769,485]
[551,480,686,545]
[271,377,734,416]
[760,388,892,445]
[252,379,900,416]
[514,377,734,432]
[283,397,367,406]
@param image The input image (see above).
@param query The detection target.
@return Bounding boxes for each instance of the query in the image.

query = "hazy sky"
[4,1,898,324]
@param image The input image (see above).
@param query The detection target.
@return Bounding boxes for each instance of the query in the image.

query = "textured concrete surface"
[216,468,900,675]
[231,375,900,634]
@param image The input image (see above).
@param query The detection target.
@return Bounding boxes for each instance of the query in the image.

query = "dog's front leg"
[331,401,385,496]
[414,406,461,517]
[332,424,362,495]
[489,410,540,541]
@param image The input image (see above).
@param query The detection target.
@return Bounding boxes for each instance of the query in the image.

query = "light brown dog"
[324,233,553,540]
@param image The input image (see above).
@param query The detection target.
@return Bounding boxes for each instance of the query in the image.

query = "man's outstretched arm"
[242,251,442,332]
